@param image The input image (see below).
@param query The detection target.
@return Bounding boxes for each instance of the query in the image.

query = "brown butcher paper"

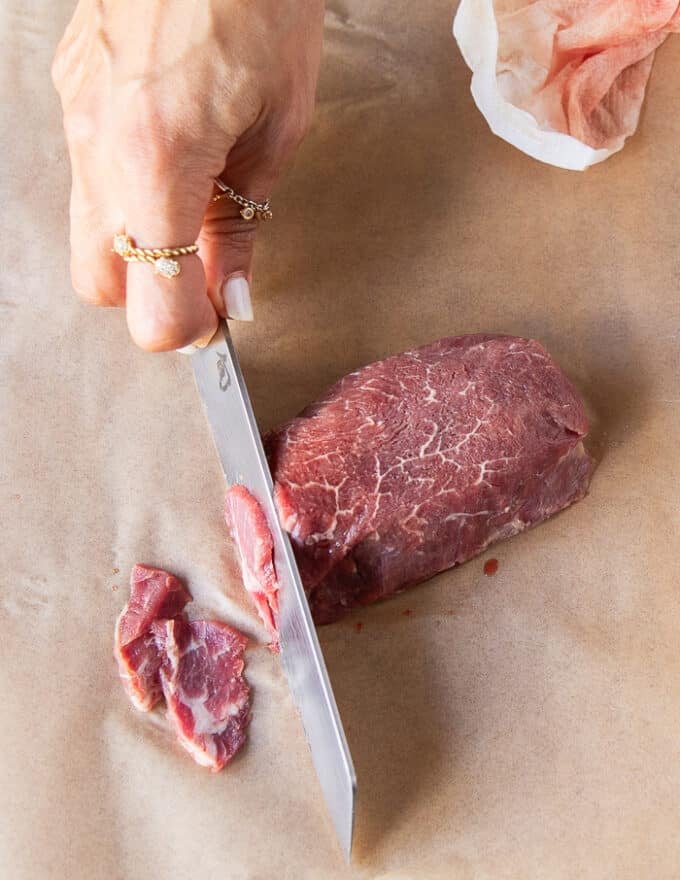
[1,1,679,878]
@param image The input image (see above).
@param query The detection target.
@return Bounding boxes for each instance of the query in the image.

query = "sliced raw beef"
[225,485,278,642]
[114,565,251,770]
[114,564,191,710]
[227,335,594,626]
[152,617,251,772]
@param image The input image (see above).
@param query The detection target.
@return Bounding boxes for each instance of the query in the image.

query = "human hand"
[52,0,324,351]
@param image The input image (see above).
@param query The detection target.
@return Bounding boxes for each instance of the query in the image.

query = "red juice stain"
[483,558,499,577]
[354,622,363,633]
[402,609,413,617]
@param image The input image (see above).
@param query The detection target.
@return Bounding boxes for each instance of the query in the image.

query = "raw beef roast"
[114,565,251,770]
[226,335,594,628]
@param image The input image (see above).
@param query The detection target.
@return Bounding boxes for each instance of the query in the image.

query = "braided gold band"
[212,178,273,222]
[112,234,199,279]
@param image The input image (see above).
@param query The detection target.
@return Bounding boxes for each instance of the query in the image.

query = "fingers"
[63,107,301,349]
[200,133,295,323]
[115,139,221,352]
[69,194,126,307]
[200,185,268,323]
[64,114,127,307]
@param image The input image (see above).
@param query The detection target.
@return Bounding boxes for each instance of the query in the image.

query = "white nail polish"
[221,275,254,322]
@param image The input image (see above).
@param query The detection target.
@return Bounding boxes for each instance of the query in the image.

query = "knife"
[191,319,357,861]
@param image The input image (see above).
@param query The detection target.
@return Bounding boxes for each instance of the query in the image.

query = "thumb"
[200,172,276,323]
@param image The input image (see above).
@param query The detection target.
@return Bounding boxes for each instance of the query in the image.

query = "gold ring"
[212,178,272,222]
[112,233,199,279]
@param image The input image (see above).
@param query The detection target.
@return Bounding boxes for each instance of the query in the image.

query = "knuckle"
[118,125,172,180]
[115,96,190,181]
[114,89,220,198]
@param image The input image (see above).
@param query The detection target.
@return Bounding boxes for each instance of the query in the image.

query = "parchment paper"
[2,2,679,878]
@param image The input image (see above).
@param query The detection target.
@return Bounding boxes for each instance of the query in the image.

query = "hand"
[52,0,324,351]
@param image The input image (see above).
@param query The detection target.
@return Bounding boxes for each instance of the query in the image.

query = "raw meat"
[114,564,191,711]
[152,617,251,772]
[454,0,680,169]
[227,335,594,626]
[225,485,278,641]
[114,565,251,770]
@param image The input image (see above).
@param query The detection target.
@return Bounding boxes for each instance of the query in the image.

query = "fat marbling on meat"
[114,565,251,770]
[152,617,251,771]
[114,564,191,711]
[225,485,278,643]
[226,334,594,628]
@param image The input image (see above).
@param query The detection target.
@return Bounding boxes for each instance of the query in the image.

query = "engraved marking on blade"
[217,352,230,391]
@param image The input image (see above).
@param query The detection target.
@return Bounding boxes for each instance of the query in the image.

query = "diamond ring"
[112,234,199,279]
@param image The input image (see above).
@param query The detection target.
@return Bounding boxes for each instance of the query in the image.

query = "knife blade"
[191,320,357,861]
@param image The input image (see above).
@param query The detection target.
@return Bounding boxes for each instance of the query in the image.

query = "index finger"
[115,138,220,352]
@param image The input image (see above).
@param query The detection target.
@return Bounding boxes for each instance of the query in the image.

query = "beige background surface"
[2,2,680,878]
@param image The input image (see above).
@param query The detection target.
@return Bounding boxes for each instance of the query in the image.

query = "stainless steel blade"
[191,320,356,860]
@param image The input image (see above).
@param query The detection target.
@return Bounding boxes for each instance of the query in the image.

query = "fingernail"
[221,275,254,322]
[176,321,219,355]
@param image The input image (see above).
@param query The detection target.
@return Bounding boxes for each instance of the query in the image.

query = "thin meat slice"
[227,335,594,626]
[114,564,251,771]
[115,632,166,712]
[114,565,191,710]
[225,485,279,642]
[117,564,191,644]
[152,617,251,772]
